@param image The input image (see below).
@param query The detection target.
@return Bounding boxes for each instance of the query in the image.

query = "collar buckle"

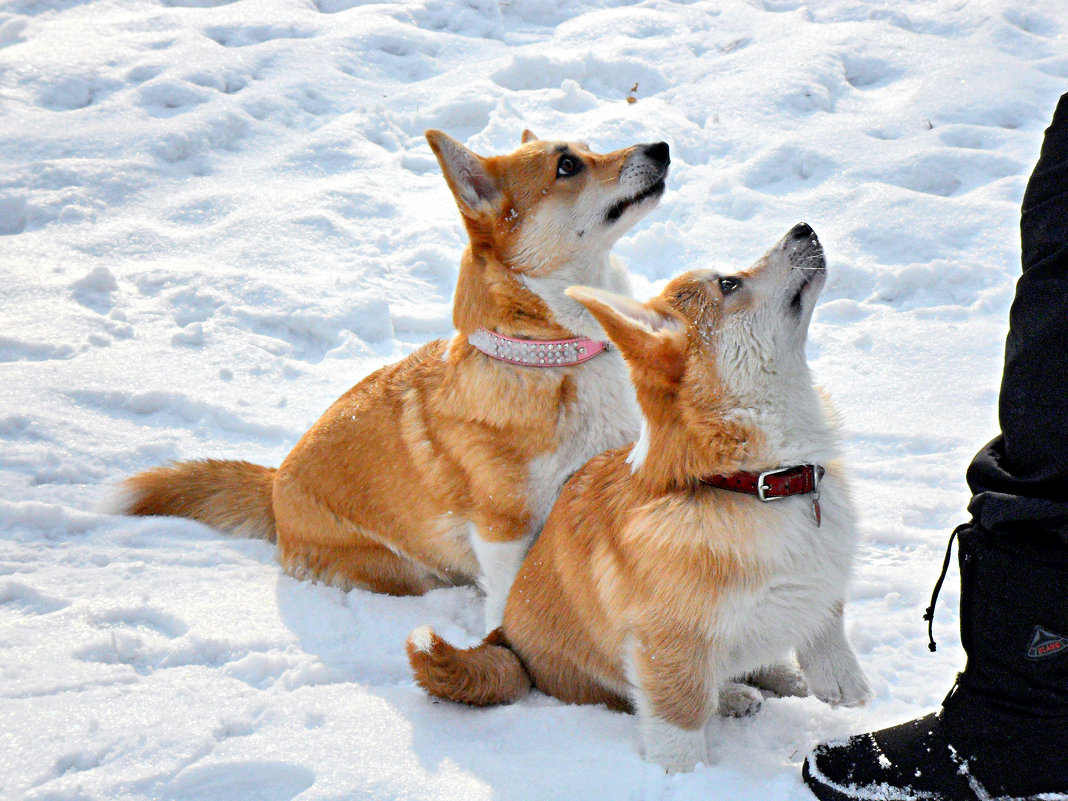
[756,463,820,502]
[756,466,793,501]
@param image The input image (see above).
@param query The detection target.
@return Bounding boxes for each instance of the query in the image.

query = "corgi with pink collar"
[118,130,669,632]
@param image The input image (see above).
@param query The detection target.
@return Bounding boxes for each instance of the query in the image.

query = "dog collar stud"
[469,328,608,367]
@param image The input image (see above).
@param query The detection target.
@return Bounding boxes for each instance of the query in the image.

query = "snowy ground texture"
[2,0,1066,798]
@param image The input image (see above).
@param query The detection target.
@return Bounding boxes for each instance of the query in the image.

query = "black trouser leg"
[967,92,1068,542]
[804,93,1068,801]
[953,91,1068,793]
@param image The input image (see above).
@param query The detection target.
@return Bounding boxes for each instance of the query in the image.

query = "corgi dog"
[117,130,671,632]
[407,224,872,771]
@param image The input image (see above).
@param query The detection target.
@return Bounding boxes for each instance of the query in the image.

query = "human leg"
[803,93,1068,801]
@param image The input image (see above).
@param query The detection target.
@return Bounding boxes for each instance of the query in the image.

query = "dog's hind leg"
[742,659,810,698]
[272,469,457,596]
[716,682,765,717]
[278,534,447,596]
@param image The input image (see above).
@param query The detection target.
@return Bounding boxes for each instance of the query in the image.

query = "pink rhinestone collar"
[468,328,608,367]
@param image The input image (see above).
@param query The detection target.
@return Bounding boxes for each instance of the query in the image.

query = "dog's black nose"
[790,222,815,239]
[643,141,670,167]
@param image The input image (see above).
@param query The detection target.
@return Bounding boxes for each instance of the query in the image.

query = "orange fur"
[409,268,774,713]
[407,626,531,706]
[120,131,667,605]
[408,227,869,771]
[122,460,277,540]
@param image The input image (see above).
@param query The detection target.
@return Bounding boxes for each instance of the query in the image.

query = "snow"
[1,0,1065,797]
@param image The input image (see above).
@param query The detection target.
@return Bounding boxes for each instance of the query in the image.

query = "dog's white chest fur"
[710,473,858,673]
[526,349,639,534]
[471,352,638,632]
[523,253,640,534]
[471,255,639,632]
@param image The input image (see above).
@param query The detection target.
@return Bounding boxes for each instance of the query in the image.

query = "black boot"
[802,525,1068,801]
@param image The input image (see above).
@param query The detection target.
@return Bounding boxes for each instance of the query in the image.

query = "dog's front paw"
[642,718,707,773]
[805,663,872,708]
[717,681,764,717]
[646,741,705,774]
[834,669,873,707]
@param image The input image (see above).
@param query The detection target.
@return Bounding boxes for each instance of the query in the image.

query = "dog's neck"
[519,251,632,341]
[718,347,840,468]
[629,356,839,493]
[730,381,840,469]
[452,246,629,341]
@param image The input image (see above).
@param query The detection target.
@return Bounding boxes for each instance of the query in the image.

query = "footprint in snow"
[127,64,164,83]
[149,761,315,801]
[38,75,94,110]
[1038,59,1068,79]
[937,125,1004,151]
[203,24,317,48]
[491,52,666,98]
[1003,9,1060,38]
[741,145,836,194]
[0,581,72,615]
[186,70,249,95]
[313,0,379,13]
[0,336,77,363]
[841,54,901,90]
[162,0,240,6]
[137,80,210,119]
[0,195,28,235]
[0,17,28,46]
[89,606,190,639]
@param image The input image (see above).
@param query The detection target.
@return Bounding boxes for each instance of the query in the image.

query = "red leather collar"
[701,464,824,501]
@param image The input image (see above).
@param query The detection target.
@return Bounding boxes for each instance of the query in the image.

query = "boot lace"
[924,523,971,652]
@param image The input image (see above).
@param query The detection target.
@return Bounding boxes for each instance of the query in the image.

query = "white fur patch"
[521,252,633,340]
[408,625,435,653]
[797,611,872,707]
[522,337,640,537]
[626,642,709,773]
[626,416,651,472]
[641,714,708,774]
[96,482,137,515]
[468,529,533,633]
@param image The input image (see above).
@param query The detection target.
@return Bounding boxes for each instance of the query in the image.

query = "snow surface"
[1,0,1066,798]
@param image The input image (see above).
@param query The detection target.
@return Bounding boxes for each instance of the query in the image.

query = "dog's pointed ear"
[566,286,687,382]
[425,130,502,218]
[521,129,540,144]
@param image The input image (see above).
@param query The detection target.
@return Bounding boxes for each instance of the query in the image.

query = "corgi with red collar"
[408,224,871,770]
[117,131,669,632]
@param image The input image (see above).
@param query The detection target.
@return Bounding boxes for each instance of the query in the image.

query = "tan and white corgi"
[117,130,671,632]
[408,224,871,771]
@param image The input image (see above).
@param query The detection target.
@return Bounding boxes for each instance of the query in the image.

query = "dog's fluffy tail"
[407,625,531,706]
[114,460,277,542]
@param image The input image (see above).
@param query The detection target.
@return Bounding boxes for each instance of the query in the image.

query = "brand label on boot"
[1027,626,1068,660]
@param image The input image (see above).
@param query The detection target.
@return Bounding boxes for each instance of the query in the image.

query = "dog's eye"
[718,277,741,294]
[556,155,581,178]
